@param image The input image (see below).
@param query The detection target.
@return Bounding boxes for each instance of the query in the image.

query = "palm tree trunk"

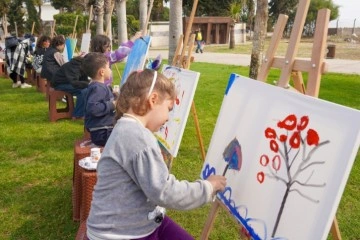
[229,22,235,49]
[168,0,183,64]
[249,0,268,79]
[116,0,128,44]
[104,0,112,39]
[95,0,105,34]
[139,0,147,31]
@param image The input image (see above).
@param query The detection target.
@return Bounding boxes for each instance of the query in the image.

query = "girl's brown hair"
[90,34,111,53]
[50,35,65,48]
[36,35,51,49]
[115,69,176,120]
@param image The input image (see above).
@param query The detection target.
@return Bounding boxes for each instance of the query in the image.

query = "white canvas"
[153,65,200,157]
[201,74,360,240]
[80,33,91,54]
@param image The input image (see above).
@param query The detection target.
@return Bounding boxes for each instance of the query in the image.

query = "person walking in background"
[41,35,66,82]
[195,27,203,53]
[82,53,116,146]
[90,32,141,86]
[32,35,51,74]
[86,69,227,240]
[5,34,35,88]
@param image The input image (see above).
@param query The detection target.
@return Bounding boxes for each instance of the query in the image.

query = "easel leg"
[191,101,206,161]
[200,200,221,240]
[331,217,342,240]
[291,71,305,94]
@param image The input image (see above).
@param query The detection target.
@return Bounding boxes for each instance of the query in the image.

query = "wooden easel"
[72,15,79,39]
[161,0,206,170]
[86,5,93,33]
[2,14,8,39]
[50,20,56,38]
[201,0,342,239]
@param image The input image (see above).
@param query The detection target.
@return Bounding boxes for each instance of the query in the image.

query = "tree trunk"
[168,0,183,64]
[104,0,112,40]
[249,0,268,79]
[139,0,147,32]
[229,22,235,49]
[95,0,105,35]
[116,0,128,44]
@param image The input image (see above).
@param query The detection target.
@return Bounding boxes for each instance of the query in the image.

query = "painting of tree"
[257,114,330,237]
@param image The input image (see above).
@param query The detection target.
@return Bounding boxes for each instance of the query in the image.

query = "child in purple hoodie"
[90,32,141,86]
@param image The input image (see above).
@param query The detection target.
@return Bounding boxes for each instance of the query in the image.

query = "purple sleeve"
[105,40,135,65]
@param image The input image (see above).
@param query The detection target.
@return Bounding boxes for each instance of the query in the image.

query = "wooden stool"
[48,87,74,122]
[80,168,97,222]
[36,74,47,94]
[0,61,6,77]
[25,68,35,85]
[73,139,101,221]
[75,221,88,240]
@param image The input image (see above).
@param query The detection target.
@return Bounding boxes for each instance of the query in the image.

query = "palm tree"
[139,0,147,31]
[95,0,104,34]
[168,0,182,64]
[116,0,128,44]
[228,1,242,49]
[104,0,113,39]
[249,0,268,79]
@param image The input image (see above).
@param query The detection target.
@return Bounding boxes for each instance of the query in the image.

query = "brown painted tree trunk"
[249,0,268,79]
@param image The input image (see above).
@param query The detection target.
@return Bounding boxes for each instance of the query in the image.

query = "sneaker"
[12,81,21,88]
[20,83,32,88]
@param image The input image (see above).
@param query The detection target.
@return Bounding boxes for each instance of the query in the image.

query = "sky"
[330,0,360,27]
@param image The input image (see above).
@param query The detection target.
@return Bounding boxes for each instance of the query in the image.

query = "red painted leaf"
[307,129,319,146]
[289,131,301,148]
[278,114,297,130]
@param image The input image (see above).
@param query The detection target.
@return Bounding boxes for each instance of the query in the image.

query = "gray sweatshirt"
[86,117,213,240]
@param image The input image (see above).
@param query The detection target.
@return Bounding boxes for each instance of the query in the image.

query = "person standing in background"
[6,34,35,88]
[195,27,203,53]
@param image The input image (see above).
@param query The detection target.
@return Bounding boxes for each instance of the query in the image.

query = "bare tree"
[249,0,268,79]
[168,0,182,64]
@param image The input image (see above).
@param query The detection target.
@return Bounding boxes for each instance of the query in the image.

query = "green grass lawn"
[0,63,359,239]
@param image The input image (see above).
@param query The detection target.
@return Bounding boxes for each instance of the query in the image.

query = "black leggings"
[9,72,25,84]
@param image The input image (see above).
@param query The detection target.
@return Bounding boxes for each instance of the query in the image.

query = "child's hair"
[90,34,111,53]
[82,52,109,79]
[36,35,51,48]
[51,35,65,48]
[115,69,176,120]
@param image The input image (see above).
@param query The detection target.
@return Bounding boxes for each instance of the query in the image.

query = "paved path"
[149,49,360,75]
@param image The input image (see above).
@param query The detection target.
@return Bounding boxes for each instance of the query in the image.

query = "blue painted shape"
[65,38,76,60]
[223,138,242,171]
[225,73,238,95]
[121,36,152,85]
